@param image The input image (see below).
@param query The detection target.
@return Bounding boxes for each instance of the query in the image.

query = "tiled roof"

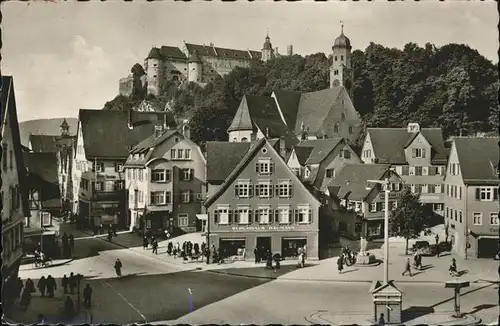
[125,130,180,166]
[206,141,251,183]
[29,134,76,153]
[327,163,391,201]
[294,87,343,136]
[188,51,202,63]
[228,95,298,149]
[367,128,447,164]
[205,138,321,208]
[159,46,187,60]
[78,110,176,159]
[185,43,260,61]
[1,76,30,217]
[272,90,302,128]
[453,137,500,185]
[293,146,314,165]
[23,152,59,184]
[297,138,344,165]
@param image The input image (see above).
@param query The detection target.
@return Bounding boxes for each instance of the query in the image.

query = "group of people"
[166,240,206,261]
[61,233,75,259]
[337,245,355,273]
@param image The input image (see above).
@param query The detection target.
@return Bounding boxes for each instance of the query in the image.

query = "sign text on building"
[231,225,296,231]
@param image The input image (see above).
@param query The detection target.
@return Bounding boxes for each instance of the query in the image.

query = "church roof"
[60,118,69,128]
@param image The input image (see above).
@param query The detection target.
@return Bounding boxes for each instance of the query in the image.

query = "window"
[256,181,271,198]
[295,205,311,223]
[182,169,193,181]
[150,191,167,205]
[348,125,353,134]
[459,211,462,223]
[237,207,250,224]
[415,166,423,176]
[334,56,338,61]
[343,150,351,159]
[178,213,189,227]
[370,203,377,213]
[177,149,183,158]
[278,206,290,224]
[453,210,457,221]
[215,206,230,225]
[277,180,293,198]
[184,149,191,159]
[409,167,415,176]
[171,149,176,159]
[473,212,482,225]
[434,203,443,211]
[115,181,124,190]
[41,212,51,227]
[151,169,168,182]
[446,207,449,219]
[255,158,273,175]
[115,163,124,172]
[94,182,102,191]
[341,112,346,121]
[401,166,410,176]
[412,148,426,158]
[9,150,13,170]
[234,180,251,198]
[457,186,462,200]
[94,162,104,172]
[490,213,499,226]
[334,123,339,133]
[435,184,442,194]
[182,190,191,203]
[326,169,335,178]
[258,207,270,224]
[450,163,460,176]
[421,184,428,193]
[477,187,497,201]
[304,169,310,179]
[340,55,344,61]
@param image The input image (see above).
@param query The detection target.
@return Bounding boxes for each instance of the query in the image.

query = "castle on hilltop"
[119,34,295,96]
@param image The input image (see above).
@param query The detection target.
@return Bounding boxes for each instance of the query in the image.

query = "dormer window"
[412,148,426,159]
[341,112,346,121]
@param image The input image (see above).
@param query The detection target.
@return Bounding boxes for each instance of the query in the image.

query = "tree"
[389,187,434,255]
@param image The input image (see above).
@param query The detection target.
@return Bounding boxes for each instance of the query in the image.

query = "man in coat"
[37,276,47,297]
[83,284,93,308]
[114,259,123,277]
[45,275,57,298]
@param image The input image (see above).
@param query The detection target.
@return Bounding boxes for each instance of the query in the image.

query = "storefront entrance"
[219,239,246,257]
[256,236,271,255]
[282,238,307,259]
[477,237,498,259]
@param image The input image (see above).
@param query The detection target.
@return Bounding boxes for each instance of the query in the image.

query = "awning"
[478,235,499,239]
[196,214,208,221]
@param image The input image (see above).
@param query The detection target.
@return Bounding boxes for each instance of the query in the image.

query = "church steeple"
[261,30,274,62]
[330,21,354,97]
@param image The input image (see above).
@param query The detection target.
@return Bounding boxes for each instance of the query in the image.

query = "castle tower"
[188,51,203,83]
[330,22,354,97]
[146,47,164,96]
[261,32,274,62]
[60,118,70,137]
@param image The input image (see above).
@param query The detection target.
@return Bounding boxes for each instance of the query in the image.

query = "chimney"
[154,125,163,138]
[287,45,293,56]
[163,113,168,130]
[279,137,286,159]
[182,119,191,139]
[127,110,134,130]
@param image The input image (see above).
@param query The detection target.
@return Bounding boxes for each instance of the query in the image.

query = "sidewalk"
[4,286,92,324]
[19,258,74,272]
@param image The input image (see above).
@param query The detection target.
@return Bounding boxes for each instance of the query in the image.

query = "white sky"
[2,1,498,122]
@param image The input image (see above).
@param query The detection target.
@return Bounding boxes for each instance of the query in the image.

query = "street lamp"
[366,178,390,285]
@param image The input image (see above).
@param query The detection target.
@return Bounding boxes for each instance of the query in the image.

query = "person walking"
[69,272,76,294]
[143,236,149,250]
[266,250,273,269]
[435,234,439,246]
[114,258,123,277]
[167,241,173,256]
[83,284,92,308]
[194,242,200,256]
[378,313,386,325]
[26,278,36,294]
[45,275,56,298]
[37,276,47,297]
[273,253,281,272]
[402,257,412,277]
[254,247,259,264]
[20,286,32,311]
[337,255,344,274]
[69,234,75,254]
[62,275,69,294]
[152,238,158,255]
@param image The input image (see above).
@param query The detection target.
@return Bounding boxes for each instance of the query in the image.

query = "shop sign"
[231,225,295,231]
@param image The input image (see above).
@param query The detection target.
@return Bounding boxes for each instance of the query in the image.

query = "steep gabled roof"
[159,46,187,60]
[272,90,302,128]
[297,138,344,165]
[206,141,251,183]
[227,96,253,132]
[1,76,30,217]
[327,163,391,201]
[78,110,176,159]
[453,137,500,185]
[23,152,59,184]
[29,135,59,153]
[125,130,181,166]
[367,128,447,164]
[293,146,314,165]
[205,138,321,207]
[294,86,343,135]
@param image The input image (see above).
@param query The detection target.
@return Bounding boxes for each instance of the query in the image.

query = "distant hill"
[19,118,78,146]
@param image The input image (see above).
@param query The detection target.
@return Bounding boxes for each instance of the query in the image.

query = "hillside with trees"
[103,42,499,146]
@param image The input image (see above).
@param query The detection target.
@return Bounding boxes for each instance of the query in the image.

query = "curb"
[20,258,74,271]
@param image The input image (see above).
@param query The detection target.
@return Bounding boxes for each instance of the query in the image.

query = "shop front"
[281,237,307,259]
[364,219,384,240]
[219,238,246,257]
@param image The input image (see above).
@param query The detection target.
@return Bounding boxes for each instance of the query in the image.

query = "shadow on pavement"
[206,263,310,279]
[421,264,434,271]
[468,304,497,315]
[402,306,435,323]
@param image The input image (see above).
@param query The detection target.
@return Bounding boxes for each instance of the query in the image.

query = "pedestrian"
[417,254,423,270]
[114,258,123,277]
[46,275,56,298]
[254,247,259,264]
[64,295,75,318]
[37,276,47,297]
[26,278,36,294]
[337,255,344,274]
[167,241,173,255]
[402,258,412,277]
[152,239,158,255]
[194,242,200,256]
[62,274,69,294]
[273,253,281,272]
[20,286,32,311]
[435,234,439,246]
[83,284,92,308]
[69,272,76,294]
[16,277,24,299]
[201,242,206,255]
[266,250,273,269]
[69,234,75,252]
[378,312,385,326]
[143,236,148,250]
[108,229,113,242]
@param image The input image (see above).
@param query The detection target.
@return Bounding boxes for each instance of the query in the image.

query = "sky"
[2,1,498,122]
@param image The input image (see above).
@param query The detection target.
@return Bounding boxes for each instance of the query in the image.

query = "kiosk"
[444,280,470,318]
[370,281,403,324]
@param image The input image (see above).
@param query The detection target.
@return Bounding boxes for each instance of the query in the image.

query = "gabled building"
[72,109,176,229]
[361,123,448,216]
[443,137,499,259]
[1,76,30,308]
[326,163,403,239]
[23,151,61,256]
[124,124,206,236]
[204,138,322,260]
[287,138,361,191]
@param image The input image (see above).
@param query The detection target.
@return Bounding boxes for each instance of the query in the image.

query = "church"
[227,24,362,146]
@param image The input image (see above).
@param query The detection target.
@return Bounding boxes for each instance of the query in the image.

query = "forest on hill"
[103,42,499,146]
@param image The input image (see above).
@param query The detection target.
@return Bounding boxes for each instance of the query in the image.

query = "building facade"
[361,123,448,217]
[205,138,321,260]
[124,126,206,236]
[443,137,499,259]
[1,76,30,310]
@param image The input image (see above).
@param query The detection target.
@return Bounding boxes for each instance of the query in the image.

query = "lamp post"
[366,178,390,285]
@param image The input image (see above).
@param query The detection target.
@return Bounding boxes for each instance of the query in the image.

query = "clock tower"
[330,22,354,98]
